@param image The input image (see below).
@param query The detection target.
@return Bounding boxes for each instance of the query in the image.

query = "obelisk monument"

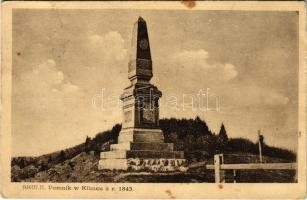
[98,17,186,171]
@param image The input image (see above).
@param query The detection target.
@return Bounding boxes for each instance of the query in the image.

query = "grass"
[13,151,296,183]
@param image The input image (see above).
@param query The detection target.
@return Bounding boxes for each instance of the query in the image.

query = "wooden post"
[214,154,220,183]
[221,153,224,164]
[233,170,236,183]
[258,130,263,163]
[214,154,225,183]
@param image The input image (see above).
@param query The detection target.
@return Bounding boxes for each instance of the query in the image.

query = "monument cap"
[128,16,153,82]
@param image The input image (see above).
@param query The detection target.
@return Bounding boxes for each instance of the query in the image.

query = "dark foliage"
[262,145,296,161]
[58,150,66,162]
[226,138,296,162]
[91,123,122,153]
[160,118,295,162]
[160,116,217,161]
[216,123,229,153]
[160,116,212,140]
[226,138,259,154]
[11,117,296,181]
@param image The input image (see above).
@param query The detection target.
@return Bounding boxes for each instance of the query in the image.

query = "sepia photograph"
[1,1,306,199]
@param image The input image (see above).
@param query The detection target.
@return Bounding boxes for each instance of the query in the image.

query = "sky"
[12,9,299,156]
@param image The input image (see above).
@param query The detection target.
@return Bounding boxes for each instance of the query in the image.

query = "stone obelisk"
[98,17,186,171]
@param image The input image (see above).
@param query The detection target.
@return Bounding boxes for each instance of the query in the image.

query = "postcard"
[1,1,306,198]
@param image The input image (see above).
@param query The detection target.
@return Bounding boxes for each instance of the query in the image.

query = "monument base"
[98,128,186,172]
[98,158,187,172]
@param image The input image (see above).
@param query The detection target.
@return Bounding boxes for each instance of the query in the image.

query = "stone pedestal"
[98,128,187,171]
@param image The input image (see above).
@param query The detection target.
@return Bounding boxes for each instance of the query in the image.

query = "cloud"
[167,49,287,107]
[170,49,238,81]
[13,60,83,155]
[13,31,130,156]
[87,31,127,62]
[72,31,129,91]
[13,60,84,138]
[228,85,289,107]
[13,59,125,156]
[20,59,79,100]
[171,49,209,68]
[223,63,238,81]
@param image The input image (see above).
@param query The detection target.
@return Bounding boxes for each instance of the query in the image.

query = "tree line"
[12,117,296,171]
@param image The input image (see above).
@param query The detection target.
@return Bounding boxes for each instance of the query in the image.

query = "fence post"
[233,170,236,183]
[294,169,298,182]
[214,154,220,183]
[214,154,225,183]
[258,130,263,163]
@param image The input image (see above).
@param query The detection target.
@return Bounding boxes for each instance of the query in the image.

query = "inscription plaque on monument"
[142,107,155,124]
[124,111,132,123]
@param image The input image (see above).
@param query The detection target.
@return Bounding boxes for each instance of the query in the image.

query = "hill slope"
[12,151,295,183]
[11,117,296,182]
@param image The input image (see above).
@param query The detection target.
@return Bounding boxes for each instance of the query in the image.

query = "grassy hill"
[11,117,296,183]
[12,151,296,183]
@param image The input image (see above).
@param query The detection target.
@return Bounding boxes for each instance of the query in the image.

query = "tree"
[184,134,195,152]
[85,136,91,152]
[196,134,216,155]
[85,136,91,144]
[216,123,228,153]
[58,150,65,162]
[111,124,122,143]
[19,158,26,168]
[194,116,210,136]
[164,132,177,143]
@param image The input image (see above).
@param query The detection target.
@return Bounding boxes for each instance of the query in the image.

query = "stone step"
[100,150,184,159]
[110,143,131,151]
[98,159,128,170]
[121,128,163,135]
[98,158,187,171]
[118,133,164,143]
[110,142,174,151]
